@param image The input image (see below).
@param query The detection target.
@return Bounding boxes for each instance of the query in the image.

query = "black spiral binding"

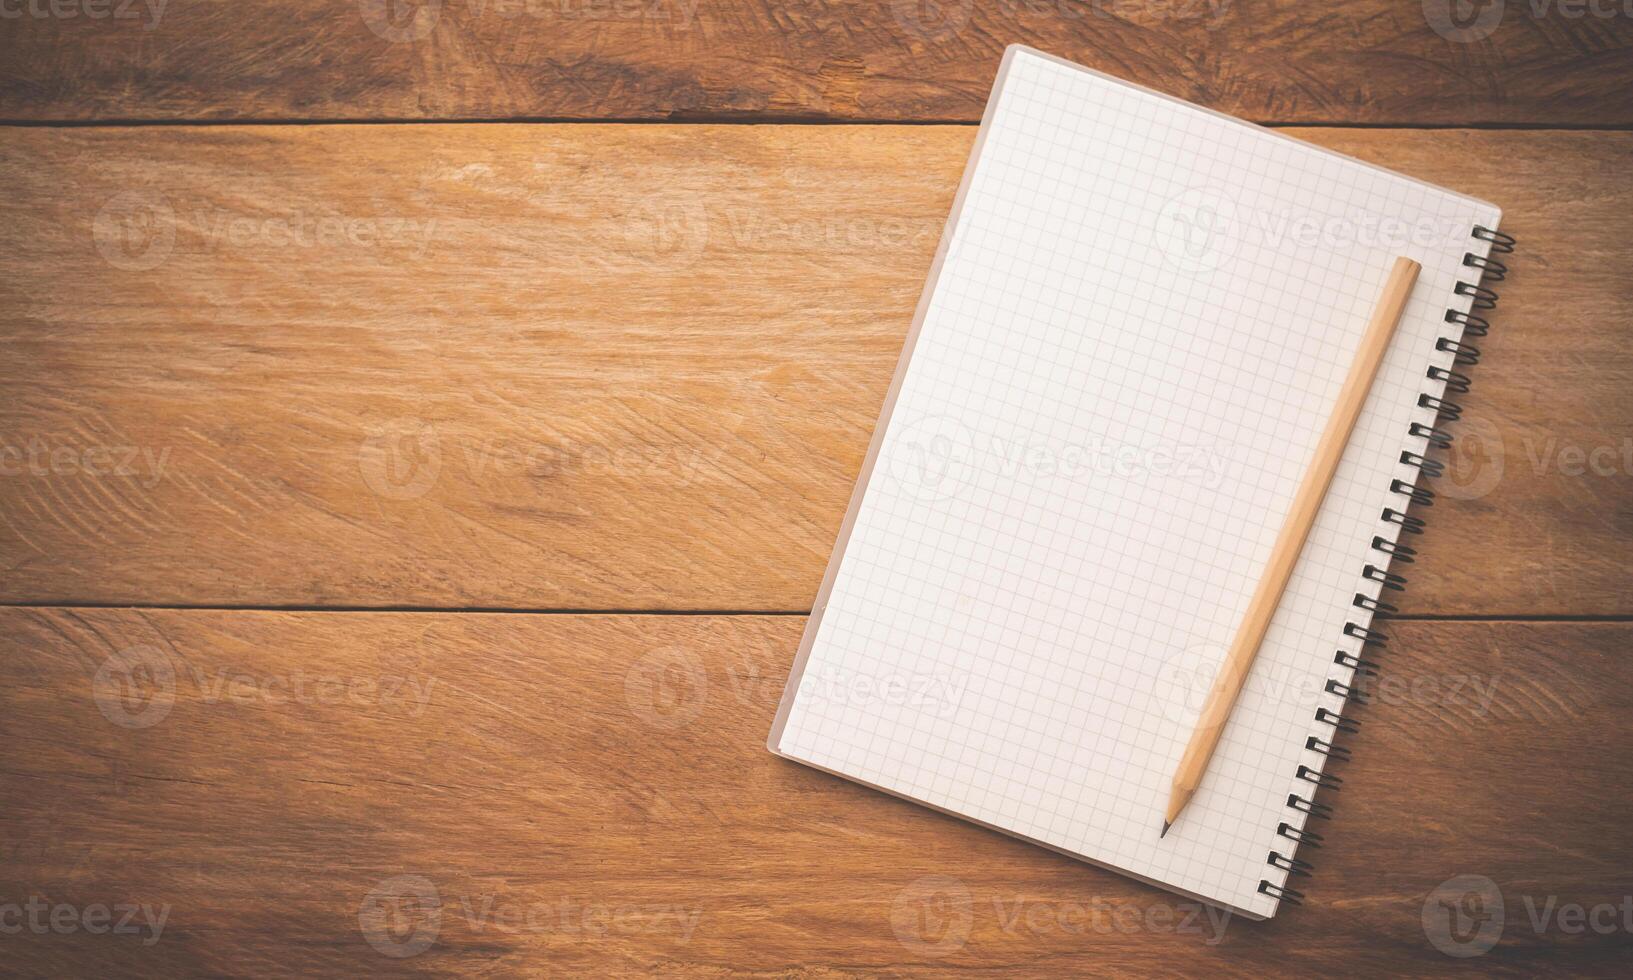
[1260,224,1514,907]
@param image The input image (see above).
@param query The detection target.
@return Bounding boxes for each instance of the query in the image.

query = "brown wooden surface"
[3,124,1628,613]
[3,609,1629,976]
[4,6,1629,975]
[2,2,1632,124]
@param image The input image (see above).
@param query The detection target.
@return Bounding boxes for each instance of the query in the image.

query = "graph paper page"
[771,47,1500,918]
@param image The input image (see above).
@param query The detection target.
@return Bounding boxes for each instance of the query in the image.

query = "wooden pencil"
[1162,255,1422,837]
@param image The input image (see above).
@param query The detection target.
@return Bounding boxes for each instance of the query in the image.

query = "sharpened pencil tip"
[1160,821,1171,838]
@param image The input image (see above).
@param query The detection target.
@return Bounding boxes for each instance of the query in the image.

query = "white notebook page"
[771,47,1501,918]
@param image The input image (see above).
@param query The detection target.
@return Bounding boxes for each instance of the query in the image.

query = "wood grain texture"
[2,125,1630,613]
[2,609,1628,976]
[1,2,1631,124]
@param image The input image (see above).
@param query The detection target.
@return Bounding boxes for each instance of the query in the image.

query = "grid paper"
[771,47,1501,919]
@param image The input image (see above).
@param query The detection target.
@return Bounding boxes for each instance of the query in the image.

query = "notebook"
[767,46,1510,919]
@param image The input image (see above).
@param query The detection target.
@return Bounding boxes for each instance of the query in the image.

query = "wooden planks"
[0,2,1631,125]
[2,609,1628,975]
[2,124,1628,613]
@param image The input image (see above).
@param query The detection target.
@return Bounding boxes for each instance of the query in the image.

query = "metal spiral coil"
[1445,308,1490,337]
[1287,794,1335,818]
[1264,225,1512,910]
[1428,366,1472,394]
[1354,592,1398,615]
[1408,422,1453,449]
[1344,622,1388,646]
[1401,450,1446,478]
[1269,851,1315,876]
[1333,651,1380,675]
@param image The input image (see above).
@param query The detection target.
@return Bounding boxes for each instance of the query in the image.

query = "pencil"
[1162,255,1422,838]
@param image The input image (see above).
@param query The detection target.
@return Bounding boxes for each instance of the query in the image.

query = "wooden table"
[2,5,1630,976]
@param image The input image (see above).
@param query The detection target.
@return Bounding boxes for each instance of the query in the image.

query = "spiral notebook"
[768,46,1511,919]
